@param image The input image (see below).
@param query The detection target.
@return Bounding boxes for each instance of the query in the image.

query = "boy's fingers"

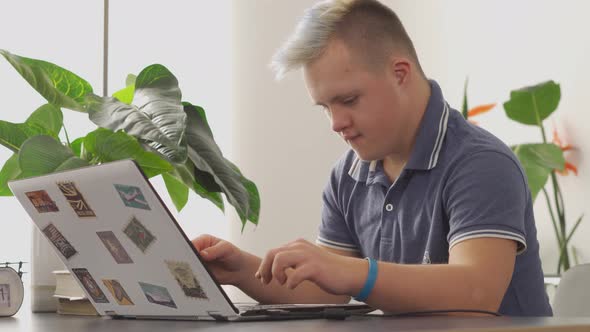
[191,234,215,251]
[201,241,233,261]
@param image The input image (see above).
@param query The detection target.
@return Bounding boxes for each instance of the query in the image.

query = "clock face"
[0,284,9,307]
[0,268,24,316]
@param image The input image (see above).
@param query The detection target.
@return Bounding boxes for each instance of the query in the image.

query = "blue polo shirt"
[317,80,552,316]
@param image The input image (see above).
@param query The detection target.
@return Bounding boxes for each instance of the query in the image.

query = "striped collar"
[348,80,450,182]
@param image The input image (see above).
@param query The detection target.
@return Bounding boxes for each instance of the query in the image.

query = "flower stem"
[551,171,569,273]
[542,188,562,248]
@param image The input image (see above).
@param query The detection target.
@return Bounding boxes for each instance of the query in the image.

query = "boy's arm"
[256,237,516,313]
[361,237,516,313]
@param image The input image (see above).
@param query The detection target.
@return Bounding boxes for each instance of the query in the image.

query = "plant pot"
[544,273,561,305]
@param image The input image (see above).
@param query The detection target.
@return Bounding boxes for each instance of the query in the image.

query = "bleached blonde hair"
[270,0,423,80]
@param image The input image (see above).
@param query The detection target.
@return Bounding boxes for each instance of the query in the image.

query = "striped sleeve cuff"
[316,236,360,252]
[449,229,527,255]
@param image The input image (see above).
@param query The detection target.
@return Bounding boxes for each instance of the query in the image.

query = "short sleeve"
[316,160,360,253]
[444,151,528,255]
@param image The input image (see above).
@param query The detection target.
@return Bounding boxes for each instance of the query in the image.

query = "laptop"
[8,159,370,321]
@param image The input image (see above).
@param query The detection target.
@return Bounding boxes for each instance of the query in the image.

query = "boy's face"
[304,39,412,162]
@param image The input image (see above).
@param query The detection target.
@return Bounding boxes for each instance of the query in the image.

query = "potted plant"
[0,49,260,230]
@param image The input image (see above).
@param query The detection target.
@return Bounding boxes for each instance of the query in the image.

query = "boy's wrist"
[232,250,258,287]
[344,256,370,297]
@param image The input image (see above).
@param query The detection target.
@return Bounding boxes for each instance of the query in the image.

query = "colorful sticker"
[96,231,133,264]
[114,184,151,210]
[138,282,176,308]
[42,223,77,259]
[72,268,109,303]
[0,284,10,307]
[102,279,134,305]
[25,190,59,213]
[165,261,208,299]
[57,181,96,218]
[123,216,156,253]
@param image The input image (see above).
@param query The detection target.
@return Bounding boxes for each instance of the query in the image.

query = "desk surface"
[2,310,590,332]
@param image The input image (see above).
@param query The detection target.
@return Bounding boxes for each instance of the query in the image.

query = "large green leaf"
[226,159,260,227]
[163,159,224,211]
[0,154,21,196]
[162,172,189,211]
[0,50,93,112]
[183,103,259,227]
[0,104,62,153]
[83,128,173,178]
[18,135,89,178]
[503,81,560,126]
[86,64,187,163]
[0,121,35,153]
[512,143,565,201]
[180,102,220,192]
[25,104,63,136]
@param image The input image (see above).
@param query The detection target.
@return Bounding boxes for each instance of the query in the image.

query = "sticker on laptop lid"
[42,223,77,260]
[123,216,156,253]
[57,181,96,218]
[114,184,151,210]
[165,261,208,300]
[72,268,109,303]
[96,231,133,264]
[25,190,59,213]
[138,282,176,308]
[102,279,134,305]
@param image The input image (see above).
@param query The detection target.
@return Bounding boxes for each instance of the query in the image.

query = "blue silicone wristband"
[354,257,378,302]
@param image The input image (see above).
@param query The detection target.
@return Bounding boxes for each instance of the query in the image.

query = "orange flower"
[553,128,578,176]
[468,103,496,118]
[556,162,578,176]
[553,128,573,151]
[467,103,496,126]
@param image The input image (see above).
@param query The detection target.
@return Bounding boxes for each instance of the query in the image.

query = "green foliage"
[0,50,260,229]
[501,80,582,273]
[503,81,564,201]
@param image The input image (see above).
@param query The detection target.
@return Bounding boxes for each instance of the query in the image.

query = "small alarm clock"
[0,267,24,317]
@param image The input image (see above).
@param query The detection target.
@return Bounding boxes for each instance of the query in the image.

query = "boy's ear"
[389,57,411,86]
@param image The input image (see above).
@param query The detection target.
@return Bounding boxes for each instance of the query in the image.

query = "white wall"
[229,0,590,277]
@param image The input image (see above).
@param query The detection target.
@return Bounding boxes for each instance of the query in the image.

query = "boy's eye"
[343,96,358,105]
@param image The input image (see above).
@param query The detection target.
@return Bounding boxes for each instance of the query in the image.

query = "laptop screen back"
[9,159,237,319]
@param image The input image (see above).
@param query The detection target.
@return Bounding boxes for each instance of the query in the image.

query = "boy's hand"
[191,234,250,286]
[255,238,365,296]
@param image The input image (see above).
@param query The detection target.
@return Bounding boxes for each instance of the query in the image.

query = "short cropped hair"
[270,0,424,80]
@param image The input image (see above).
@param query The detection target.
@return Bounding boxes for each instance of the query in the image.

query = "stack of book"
[53,270,98,316]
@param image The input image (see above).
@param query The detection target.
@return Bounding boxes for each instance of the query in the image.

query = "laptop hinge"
[207,311,229,322]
